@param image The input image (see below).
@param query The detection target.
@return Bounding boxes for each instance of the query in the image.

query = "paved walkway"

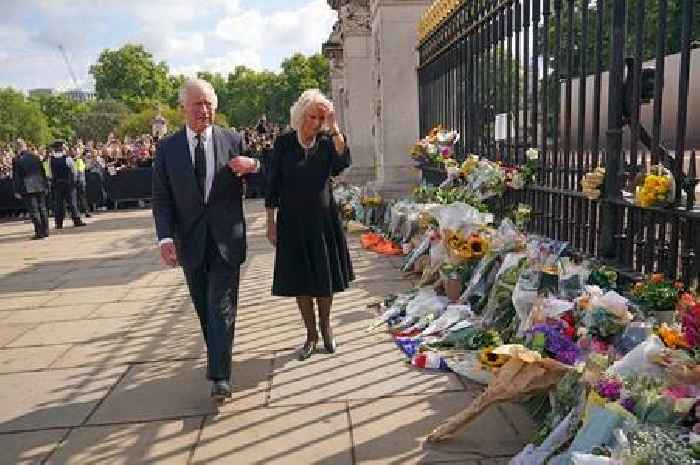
[0,201,534,465]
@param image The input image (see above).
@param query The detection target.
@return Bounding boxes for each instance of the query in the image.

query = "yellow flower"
[479,347,509,368]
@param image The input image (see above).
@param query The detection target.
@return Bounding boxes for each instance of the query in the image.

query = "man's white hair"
[179,78,218,110]
[289,89,332,132]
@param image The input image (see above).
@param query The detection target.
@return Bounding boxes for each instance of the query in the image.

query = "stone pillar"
[337,1,375,186]
[370,0,432,197]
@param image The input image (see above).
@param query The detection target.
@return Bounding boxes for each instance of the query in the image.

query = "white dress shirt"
[186,124,215,202]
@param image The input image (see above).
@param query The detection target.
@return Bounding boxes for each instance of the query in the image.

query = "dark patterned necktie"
[194,134,206,195]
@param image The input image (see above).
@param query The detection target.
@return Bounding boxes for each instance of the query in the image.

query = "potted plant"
[630,274,682,324]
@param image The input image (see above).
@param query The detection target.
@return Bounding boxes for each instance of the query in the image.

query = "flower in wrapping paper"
[595,376,623,401]
[528,323,581,365]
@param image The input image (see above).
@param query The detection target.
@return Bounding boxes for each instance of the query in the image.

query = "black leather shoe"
[297,339,317,361]
[55,224,63,230]
[211,380,232,400]
[74,220,87,227]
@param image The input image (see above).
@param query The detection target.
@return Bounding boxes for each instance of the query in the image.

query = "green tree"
[74,99,130,141]
[30,94,87,140]
[90,44,173,110]
[0,88,52,145]
[116,104,227,137]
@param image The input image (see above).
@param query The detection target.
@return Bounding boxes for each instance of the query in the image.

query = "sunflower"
[466,234,488,258]
[479,346,510,369]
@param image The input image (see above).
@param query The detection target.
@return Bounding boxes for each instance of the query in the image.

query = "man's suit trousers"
[182,234,240,382]
[23,193,49,237]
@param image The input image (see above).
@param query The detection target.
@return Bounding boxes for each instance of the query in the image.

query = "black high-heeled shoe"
[320,324,337,354]
[297,339,317,361]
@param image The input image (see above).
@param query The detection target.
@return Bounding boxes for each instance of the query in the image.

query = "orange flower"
[657,323,689,349]
[650,273,665,284]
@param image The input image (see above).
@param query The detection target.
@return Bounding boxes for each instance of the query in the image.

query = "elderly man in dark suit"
[12,140,50,240]
[152,78,261,401]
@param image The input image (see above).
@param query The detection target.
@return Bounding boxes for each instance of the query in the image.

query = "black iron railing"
[418,0,699,286]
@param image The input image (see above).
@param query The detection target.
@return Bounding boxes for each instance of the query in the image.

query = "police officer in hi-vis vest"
[49,140,86,229]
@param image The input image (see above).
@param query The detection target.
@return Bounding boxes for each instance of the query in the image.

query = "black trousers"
[182,235,241,382]
[76,181,89,213]
[52,182,80,226]
[23,193,49,237]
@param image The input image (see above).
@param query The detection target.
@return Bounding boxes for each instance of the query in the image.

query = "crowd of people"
[0,116,283,181]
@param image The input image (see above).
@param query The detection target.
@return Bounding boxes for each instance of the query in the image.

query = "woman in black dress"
[265,89,355,360]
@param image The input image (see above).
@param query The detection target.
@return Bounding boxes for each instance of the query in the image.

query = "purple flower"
[620,397,636,413]
[595,377,622,401]
[528,324,581,365]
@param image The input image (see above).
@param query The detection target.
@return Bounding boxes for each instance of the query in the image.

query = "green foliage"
[0,88,52,145]
[90,44,173,110]
[116,105,183,138]
[2,48,330,145]
[30,94,87,140]
[74,99,130,142]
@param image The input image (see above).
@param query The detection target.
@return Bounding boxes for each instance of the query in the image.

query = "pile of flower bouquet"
[634,164,675,208]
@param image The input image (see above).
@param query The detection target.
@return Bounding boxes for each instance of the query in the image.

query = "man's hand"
[228,156,258,176]
[159,242,178,267]
[267,222,277,247]
[13,193,21,199]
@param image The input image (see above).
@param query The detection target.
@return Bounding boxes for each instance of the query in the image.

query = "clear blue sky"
[0,0,337,91]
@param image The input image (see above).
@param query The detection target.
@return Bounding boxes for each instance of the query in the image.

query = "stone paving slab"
[50,332,203,369]
[269,342,465,405]
[0,344,72,373]
[0,366,127,432]
[46,287,132,306]
[46,418,201,465]
[0,323,37,347]
[7,318,135,347]
[0,294,55,310]
[86,355,270,424]
[191,404,353,465]
[0,429,68,465]
[89,300,184,318]
[3,304,102,324]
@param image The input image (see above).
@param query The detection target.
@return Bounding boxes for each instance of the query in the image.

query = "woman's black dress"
[265,130,355,297]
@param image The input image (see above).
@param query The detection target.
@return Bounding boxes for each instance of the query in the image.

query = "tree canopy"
[0,46,331,145]
[89,44,173,110]
[0,88,52,145]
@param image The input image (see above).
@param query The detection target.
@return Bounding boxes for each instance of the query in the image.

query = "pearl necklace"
[297,132,316,153]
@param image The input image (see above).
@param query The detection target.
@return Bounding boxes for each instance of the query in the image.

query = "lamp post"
[151,112,167,143]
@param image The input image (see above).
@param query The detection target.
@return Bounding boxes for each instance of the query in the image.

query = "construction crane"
[57,44,79,89]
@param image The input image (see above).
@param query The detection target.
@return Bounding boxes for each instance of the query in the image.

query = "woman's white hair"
[179,78,218,110]
[289,89,333,131]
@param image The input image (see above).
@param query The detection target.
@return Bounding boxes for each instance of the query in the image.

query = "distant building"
[27,88,57,98]
[62,89,96,102]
